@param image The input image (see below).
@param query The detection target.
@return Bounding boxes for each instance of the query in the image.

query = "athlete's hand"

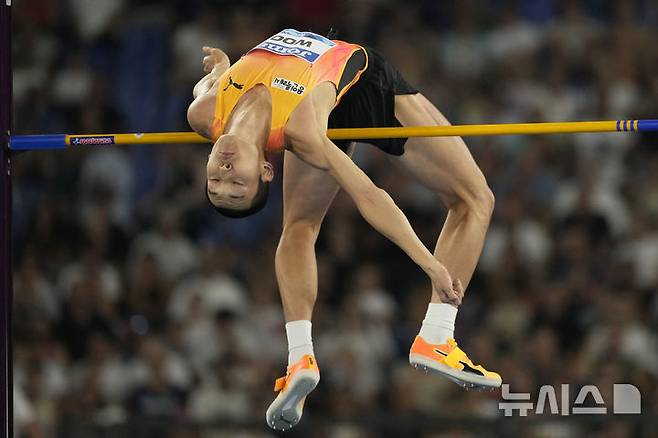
[202,46,230,74]
[451,278,465,306]
[427,263,461,305]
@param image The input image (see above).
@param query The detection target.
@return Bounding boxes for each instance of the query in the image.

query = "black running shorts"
[329,47,419,156]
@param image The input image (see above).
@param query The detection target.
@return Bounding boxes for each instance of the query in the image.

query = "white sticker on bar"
[6,0,11,6]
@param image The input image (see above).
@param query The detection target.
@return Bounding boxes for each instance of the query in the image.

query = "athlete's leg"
[276,147,351,321]
[393,93,494,301]
[267,146,353,430]
[393,93,501,389]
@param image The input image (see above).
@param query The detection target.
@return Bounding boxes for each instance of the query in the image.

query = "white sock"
[418,303,458,345]
[286,320,314,365]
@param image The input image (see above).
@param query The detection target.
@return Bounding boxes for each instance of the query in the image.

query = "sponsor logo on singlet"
[252,29,336,63]
[223,76,244,92]
[271,77,306,95]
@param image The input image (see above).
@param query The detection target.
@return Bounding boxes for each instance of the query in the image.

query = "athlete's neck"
[224,84,272,152]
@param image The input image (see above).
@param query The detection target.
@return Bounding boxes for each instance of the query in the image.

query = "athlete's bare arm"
[187,47,230,138]
[285,83,460,304]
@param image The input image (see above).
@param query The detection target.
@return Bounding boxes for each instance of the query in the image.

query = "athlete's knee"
[278,219,322,249]
[449,176,495,223]
[475,184,495,219]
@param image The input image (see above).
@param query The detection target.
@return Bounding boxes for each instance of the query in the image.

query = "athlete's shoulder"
[287,82,336,130]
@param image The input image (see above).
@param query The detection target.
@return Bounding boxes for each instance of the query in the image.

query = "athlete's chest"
[221,85,271,132]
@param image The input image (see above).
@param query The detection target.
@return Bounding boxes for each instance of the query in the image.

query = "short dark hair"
[205,179,269,218]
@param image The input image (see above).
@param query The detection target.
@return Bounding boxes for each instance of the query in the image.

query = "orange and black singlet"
[211,29,367,153]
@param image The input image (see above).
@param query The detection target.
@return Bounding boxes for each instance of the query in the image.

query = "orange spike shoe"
[266,355,320,431]
[409,336,502,389]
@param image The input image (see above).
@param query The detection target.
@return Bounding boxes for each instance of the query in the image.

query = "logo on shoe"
[433,348,448,357]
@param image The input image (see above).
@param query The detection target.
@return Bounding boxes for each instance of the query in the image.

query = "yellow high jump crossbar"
[9,119,658,150]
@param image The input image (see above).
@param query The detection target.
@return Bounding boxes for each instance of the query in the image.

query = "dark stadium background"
[11,0,658,436]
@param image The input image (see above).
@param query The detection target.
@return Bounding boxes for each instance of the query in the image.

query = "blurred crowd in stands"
[10,0,658,436]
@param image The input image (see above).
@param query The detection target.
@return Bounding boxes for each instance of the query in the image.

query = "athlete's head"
[206,134,274,218]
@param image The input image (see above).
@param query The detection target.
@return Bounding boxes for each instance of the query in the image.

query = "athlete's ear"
[261,161,274,182]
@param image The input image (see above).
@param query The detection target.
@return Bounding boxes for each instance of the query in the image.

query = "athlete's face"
[206,135,272,209]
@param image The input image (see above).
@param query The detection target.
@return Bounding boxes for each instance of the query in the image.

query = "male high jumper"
[187,29,500,430]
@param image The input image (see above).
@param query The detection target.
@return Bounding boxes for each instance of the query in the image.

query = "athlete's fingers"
[453,279,464,294]
[432,281,455,300]
[203,47,224,58]
[453,279,465,304]
[444,280,463,304]
[437,285,459,304]
[446,288,460,304]
[429,263,460,304]
[203,55,216,72]
[439,289,459,306]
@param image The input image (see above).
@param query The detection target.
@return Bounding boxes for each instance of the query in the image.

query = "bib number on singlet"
[252,29,336,63]
[271,77,306,95]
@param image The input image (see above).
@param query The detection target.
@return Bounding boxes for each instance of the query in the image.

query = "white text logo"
[498,384,641,416]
